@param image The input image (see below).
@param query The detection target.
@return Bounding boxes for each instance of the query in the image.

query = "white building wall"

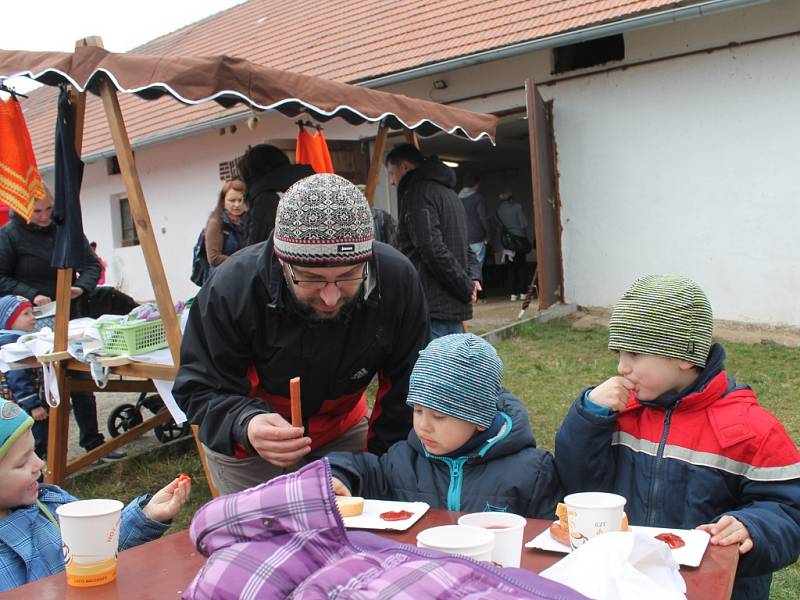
[72,0,800,325]
[548,34,800,327]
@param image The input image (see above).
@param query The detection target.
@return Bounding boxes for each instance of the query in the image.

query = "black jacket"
[396,157,479,321]
[173,239,430,457]
[0,214,100,317]
[328,392,563,518]
[245,163,314,246]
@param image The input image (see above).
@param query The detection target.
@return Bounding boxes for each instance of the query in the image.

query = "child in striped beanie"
[327,333,562,518]
[555,274,800,600]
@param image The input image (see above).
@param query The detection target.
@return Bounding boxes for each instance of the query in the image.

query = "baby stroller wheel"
[154,407,191,443]
[107,404,143,437]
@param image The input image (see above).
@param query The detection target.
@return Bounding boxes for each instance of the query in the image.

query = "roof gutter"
[358,0,770,89]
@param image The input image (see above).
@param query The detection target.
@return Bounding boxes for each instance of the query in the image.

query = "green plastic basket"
[96,318,168,356]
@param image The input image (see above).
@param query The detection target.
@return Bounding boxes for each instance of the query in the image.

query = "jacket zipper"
[446,458,466,511]
[647,407,674,526]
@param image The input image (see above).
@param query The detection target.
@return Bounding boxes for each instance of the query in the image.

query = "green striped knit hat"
[0,399,34,462]
[608,275,714,367]
[407,333,501,429]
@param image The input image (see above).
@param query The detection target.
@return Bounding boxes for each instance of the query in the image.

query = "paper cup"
[56,499,124,587]
[457,512,527,567]
[417,525,495,561]
[563,492,626,550]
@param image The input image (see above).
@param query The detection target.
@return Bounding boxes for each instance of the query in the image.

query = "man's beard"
[284,285,361,324]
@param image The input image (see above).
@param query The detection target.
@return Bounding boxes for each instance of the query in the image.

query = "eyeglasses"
[285,263,368,290]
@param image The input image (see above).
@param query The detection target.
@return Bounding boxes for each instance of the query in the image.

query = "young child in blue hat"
[0,295,48,457]
[327,333,562,518]
[0,398,192,591]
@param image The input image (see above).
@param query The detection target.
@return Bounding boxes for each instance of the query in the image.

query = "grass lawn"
[68,319,800,598]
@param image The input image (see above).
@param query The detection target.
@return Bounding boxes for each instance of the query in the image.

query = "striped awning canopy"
[0,46,497,142]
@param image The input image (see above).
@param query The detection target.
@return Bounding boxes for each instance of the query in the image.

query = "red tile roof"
[16,0,706,166]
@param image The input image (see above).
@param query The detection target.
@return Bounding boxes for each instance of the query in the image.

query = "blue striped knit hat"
[273,174,374,266]
[407,334,502,429]
[0,399,34,461]
[608,274,714,367]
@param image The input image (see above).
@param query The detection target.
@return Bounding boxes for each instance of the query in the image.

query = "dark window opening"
[553,34,624,74]
[119,197,140,247]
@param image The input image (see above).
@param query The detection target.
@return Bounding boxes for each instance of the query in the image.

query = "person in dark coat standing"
[386,144,481,339]
[174,174,430,495]
[0,190,123,460]
[237,144,314,246]
[328,333,562,518]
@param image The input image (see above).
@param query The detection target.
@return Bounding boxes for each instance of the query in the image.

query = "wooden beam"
[63,358,177,381]
[46,45,89,484]
[403,129,420,149]
[365,124,389,206]
[65,410,172,475]
[69,379,157,393]
[94,70,182,366]
[191,424,220,498]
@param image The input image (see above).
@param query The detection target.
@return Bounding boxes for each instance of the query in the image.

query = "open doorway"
[419,110,544,301]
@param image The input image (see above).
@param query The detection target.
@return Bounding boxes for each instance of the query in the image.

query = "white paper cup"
[417,525,495,561]
[457,512,527,567]
[563,492,626,550]
[56,499,124,587]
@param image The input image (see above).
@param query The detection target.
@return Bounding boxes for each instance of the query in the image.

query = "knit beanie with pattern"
[0,399,34,462]
[273,173,374,266]
[608,274,714,367]
[407,333,502,429]
[0,295,33,330]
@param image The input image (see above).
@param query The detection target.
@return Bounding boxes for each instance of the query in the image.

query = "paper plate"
[342,499,430,531]
[525,522,711,567]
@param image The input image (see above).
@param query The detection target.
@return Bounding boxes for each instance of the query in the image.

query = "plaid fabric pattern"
[608,274,713,367]
[273,173,374,265]
[407,333,501,428]
[184,459,587,600]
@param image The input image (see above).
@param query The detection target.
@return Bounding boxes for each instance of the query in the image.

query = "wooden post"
[191,424,219,498]
[403,128,420,149]
[45,52,88,484]
[89,44,182,366]
[364,124,389,206]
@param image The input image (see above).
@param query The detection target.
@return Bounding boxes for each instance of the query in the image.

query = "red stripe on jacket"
[233,366,368,458]
[617,370,800,469]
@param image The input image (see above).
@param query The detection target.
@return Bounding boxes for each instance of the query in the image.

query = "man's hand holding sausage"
[246,412,312,467]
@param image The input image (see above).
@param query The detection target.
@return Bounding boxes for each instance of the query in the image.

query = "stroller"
[107,392,190,443]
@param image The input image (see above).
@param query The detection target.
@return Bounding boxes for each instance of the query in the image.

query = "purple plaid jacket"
[184,459,586,599]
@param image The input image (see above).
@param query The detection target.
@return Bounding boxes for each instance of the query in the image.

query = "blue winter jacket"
[0,484,170,591]
[0,331,45,412]
[554,344,800,600]
[328,391,563,518]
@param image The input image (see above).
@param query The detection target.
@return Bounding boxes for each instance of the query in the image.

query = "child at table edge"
[327,333,563,519]
[0,399,192,591]
[554,274,800,600]
[0,295,48,458]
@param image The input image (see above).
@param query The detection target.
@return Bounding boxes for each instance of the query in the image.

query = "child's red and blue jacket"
[555,344,800,600]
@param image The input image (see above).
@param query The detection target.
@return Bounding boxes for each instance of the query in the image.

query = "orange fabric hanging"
[295,127,334,173]
[0,96,45,221]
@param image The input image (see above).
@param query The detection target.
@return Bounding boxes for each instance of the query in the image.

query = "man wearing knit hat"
[175,173,430,494]
[555,274,800,600]
[327,333,561,517]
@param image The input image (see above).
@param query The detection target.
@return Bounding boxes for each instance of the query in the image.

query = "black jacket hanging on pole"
[51,86,87,269]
